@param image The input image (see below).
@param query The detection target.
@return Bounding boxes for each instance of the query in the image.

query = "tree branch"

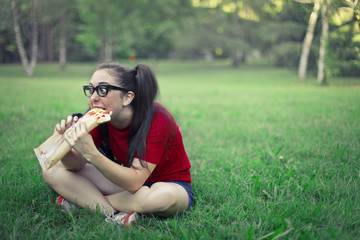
[294,0,314,4]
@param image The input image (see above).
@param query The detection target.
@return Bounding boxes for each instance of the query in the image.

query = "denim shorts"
[143,181,194,210]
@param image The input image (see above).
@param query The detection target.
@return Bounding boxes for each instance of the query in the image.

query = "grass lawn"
[0,60,359,239]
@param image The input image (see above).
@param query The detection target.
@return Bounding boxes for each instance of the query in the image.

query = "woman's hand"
[63,122,96,160]
[54,115,79,135]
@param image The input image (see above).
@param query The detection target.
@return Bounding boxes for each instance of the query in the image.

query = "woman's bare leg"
[106,182,189,217]
[44,163,189,217]
[42,162,123,215]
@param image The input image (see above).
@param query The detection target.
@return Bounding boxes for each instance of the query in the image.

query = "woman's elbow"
[127,180,146,194]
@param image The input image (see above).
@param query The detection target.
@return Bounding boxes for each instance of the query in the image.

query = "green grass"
[1,60,359,239]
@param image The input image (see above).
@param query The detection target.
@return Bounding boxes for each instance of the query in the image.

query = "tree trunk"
[98,11,105,61]
[39,24,53,61]
[11,0,38,77]
[298,0,321,81]
[47,24,54,61]
[231,0,241,67]
[59,10,67,70]
[317,0,329,85]
[104,37,112,61]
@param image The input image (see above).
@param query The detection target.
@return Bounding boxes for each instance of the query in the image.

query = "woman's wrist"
[82,149,104,165]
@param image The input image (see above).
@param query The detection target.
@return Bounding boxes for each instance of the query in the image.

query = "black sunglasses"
[83,84,130,97]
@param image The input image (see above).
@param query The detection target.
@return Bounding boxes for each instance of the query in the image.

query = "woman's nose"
[90,91,100,100]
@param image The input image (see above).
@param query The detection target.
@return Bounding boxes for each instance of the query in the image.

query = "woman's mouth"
[93,106,106,110]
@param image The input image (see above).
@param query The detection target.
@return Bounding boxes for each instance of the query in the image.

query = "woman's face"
[88,69,128,121]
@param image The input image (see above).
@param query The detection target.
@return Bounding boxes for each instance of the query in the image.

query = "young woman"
[42,62,193,226]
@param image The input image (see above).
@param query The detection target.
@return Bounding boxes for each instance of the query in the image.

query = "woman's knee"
[42,162,65,186]
[136,183,180,214]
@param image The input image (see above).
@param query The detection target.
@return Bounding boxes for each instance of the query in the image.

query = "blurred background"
[0,0,359,82]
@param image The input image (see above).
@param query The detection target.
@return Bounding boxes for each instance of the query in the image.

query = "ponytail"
[127,64,159,167]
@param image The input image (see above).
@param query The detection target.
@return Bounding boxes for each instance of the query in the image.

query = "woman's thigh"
[105,182,189,216]
[140,182,189,216]
[77,163,125,195]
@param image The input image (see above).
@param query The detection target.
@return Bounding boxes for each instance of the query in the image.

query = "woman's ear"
[123,91,135,106]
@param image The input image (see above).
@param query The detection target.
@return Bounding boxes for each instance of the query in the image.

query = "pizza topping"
[77,108,112,124]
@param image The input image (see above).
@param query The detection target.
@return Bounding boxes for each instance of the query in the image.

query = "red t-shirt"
[90,104,191,183]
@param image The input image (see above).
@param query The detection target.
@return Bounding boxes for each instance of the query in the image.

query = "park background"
[0,0,360,239]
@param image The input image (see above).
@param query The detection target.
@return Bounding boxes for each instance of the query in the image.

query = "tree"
[76,0,142,61]
[231,0,242,66]
[298,0,321,81]
[222,0,265,66]
[328,0,360,77]
[131,0,193,58]
[56,0,77,69]
[11,0,38,77]
[187,0,265,65]
[317,0,330,84]
[298,0,360,82]
[75,0,192,60]
[58,9,67,69]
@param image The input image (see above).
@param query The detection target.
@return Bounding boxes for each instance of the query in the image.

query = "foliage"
[130,0,193,58]
[261,1,321,72]
[272,41,302,68]
[171,7,232,59]
[0,0,16,62]
[1,0,360,77]
[74,0,192,60]
[0,61,359,239]
[327,0,360,77]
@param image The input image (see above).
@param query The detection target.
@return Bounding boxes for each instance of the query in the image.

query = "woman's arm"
[89,151,156,193]
[61,149,87,171]
[64,122,155,193]
[55,115,87,171]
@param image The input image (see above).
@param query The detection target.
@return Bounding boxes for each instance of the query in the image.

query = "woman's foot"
[56,196,77,211]
[104,209,139,228]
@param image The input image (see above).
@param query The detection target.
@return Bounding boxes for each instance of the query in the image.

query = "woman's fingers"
[77,122,88,137]
[54,119,66,134]
[73,116,79,124]
[64,122,90,154]
[54,115,81,134]
[66,115,73,128]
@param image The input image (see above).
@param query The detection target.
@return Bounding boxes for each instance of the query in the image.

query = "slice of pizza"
[34,109,112,170]
[65,108,112,137]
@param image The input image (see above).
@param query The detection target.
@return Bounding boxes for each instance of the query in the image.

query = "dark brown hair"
[96,62,159,167]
